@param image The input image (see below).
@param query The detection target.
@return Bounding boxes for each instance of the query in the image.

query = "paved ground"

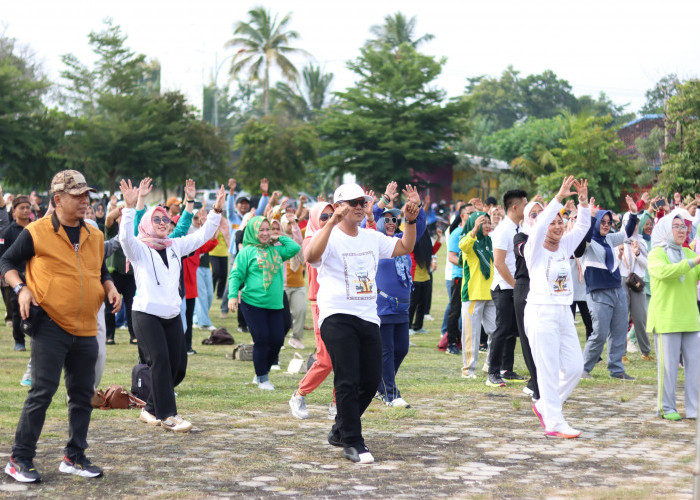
[0,382,696,499]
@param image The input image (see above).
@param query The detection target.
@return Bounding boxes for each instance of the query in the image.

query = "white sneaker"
[482,362,490,373]
[626,340,638,353]
[462,372,477,379]
[328,402,337,420]
[288,338,305,349]
[199,325,216,331]
[270,364,281,371]
[523,386,535,397]
[139,409,161,426]
[424,314,434,321]
[252,375,259,384]
[408,328,416,336]
[161,415,192,433]
[387,397,410,408]
[289,393,309,419]
[258,380,275,391]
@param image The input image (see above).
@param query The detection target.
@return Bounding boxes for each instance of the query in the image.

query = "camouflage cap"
[50,170,96,196]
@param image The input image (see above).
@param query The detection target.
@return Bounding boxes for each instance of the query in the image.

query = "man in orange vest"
[0,170,121,483]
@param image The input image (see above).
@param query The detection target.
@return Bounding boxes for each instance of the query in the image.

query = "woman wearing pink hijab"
[119,179,226,433]
[289,202,335,420]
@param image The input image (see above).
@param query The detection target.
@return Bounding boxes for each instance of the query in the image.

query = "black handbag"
[626,272,645,293]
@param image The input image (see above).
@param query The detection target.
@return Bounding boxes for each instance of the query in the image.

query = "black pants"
[13,315,97,461]
[446,277,462,345]
[105,271,137,341]
[513,281,539,399]
[184,298,195,350]
[210,256,228,299]
[488,286,517,375]
[9,289,24,345]
[409,280,431,330]
[321,313,382,449]
[132,311,186,420]
[239,300,285,377]
[571,301,594,339]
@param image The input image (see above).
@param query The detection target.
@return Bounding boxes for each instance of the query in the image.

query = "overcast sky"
[3,0,699,115]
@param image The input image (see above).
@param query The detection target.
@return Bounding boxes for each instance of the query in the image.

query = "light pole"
[211,52,235,128]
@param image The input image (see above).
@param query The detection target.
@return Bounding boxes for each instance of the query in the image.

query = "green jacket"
[647,246,700,334]
[228,235,301,309]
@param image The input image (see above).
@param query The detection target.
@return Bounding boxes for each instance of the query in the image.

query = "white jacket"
[119,208,221,319]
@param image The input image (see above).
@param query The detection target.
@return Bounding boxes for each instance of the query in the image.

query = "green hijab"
[462,211,493,279]
[638,210,653,249]
[242,216,282,290]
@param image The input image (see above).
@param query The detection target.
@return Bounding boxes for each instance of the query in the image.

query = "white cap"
[333,183,373,204]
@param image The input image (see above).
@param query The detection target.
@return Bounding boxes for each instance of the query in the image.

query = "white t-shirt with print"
[314,226,398,327]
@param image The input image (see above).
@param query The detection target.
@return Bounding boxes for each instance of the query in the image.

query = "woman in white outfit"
[119,179,226,433]
[524,177,590,438]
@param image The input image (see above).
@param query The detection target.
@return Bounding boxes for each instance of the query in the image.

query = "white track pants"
[461,300,497,374]
[525,303,583,431]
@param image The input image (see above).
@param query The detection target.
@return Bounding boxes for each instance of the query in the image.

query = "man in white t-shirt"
[305,182,419,465]
[487,189,528,387]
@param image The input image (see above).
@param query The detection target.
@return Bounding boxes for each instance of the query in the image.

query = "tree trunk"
[263,61,270,116]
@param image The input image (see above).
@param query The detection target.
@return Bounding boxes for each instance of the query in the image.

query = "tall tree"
[537,113,636,209]
[271,64,334,121]
[0,34,63,190]
[367,12,434,49]
[639,74,680,115]
[657,79,700,193]
[318,42,468,188]
[225,7,309,115]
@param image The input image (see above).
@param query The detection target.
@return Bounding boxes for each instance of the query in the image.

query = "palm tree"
[271,64,334,121]
[368,12,434,50]
[225,7,309,115]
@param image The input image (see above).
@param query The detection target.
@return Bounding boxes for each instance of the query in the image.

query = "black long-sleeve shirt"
[0,223,111,284]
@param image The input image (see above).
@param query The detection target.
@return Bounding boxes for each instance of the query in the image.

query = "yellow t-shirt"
[209,232,229,257]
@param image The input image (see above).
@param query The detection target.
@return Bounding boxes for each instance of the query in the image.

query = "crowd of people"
[1,168,699,481]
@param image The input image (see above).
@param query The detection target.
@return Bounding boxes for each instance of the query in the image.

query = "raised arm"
[175,185,225,256]
[392,202,418,257]
[304,205,351,264]
[118,180,148,264]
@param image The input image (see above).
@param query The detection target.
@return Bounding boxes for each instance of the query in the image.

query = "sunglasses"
[152,216,171,225]
[384,217,400,224]
[599,220,612,227]
[319,213,332,222]
[344,199,367,208]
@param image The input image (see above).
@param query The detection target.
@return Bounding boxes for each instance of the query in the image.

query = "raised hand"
[468,197,484,211]
[589,197,598,217]
[109,193,119,209]
[573,178,588,205]
[330,204,351,225]
[364,190,376,218]
[385,181,398,200]
[138,177,153,198]
[564,199,576,212]
[625,194,638,214]
[299,194,307,205]
[228,178,237,193]
[213,185,226,212]
[404,202,419,222]
[317,194,327,202]
[403,185,421,206]
[119,179,139,208]
[555,176,576,202]
[471,214,488,236]
[260,178,269,194]
[270,190,282,201]
[533,194,544,204]
[184,179,196,201]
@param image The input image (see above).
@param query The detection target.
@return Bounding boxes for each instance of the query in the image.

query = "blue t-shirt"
[448,228,464,279]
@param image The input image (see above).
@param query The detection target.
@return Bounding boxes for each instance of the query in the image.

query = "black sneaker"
[327,430,344,447]
[59,455,103,478]
[611,372,636,381]
[486,374,507,387]
[343,445,374,464]
[501,370,526,382]
[446,344,460,355]
[4,456,41,483]
[187,349,197,355]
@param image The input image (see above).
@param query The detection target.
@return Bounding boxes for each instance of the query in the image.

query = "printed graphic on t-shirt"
[342,251,377,300]
[547,255,571,296]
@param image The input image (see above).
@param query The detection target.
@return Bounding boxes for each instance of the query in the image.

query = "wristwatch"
[13,283,26,295]
[406,219,417,225]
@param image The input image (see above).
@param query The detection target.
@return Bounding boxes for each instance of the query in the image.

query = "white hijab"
[521,201,544,236]
[651,210,687,281]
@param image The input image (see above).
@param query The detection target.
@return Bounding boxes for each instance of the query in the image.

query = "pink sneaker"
[532,403,545,429]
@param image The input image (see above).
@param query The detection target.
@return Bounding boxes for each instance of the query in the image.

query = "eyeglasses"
[152,216,171,225]
[384,217,400,224]
[319,213,332,222]
[599,220,612,227]
[344,199,367,208]
[672,224,687,231]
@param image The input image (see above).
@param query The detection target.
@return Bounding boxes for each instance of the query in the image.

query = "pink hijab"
[138,206,174,250]
[304,202,333,241]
